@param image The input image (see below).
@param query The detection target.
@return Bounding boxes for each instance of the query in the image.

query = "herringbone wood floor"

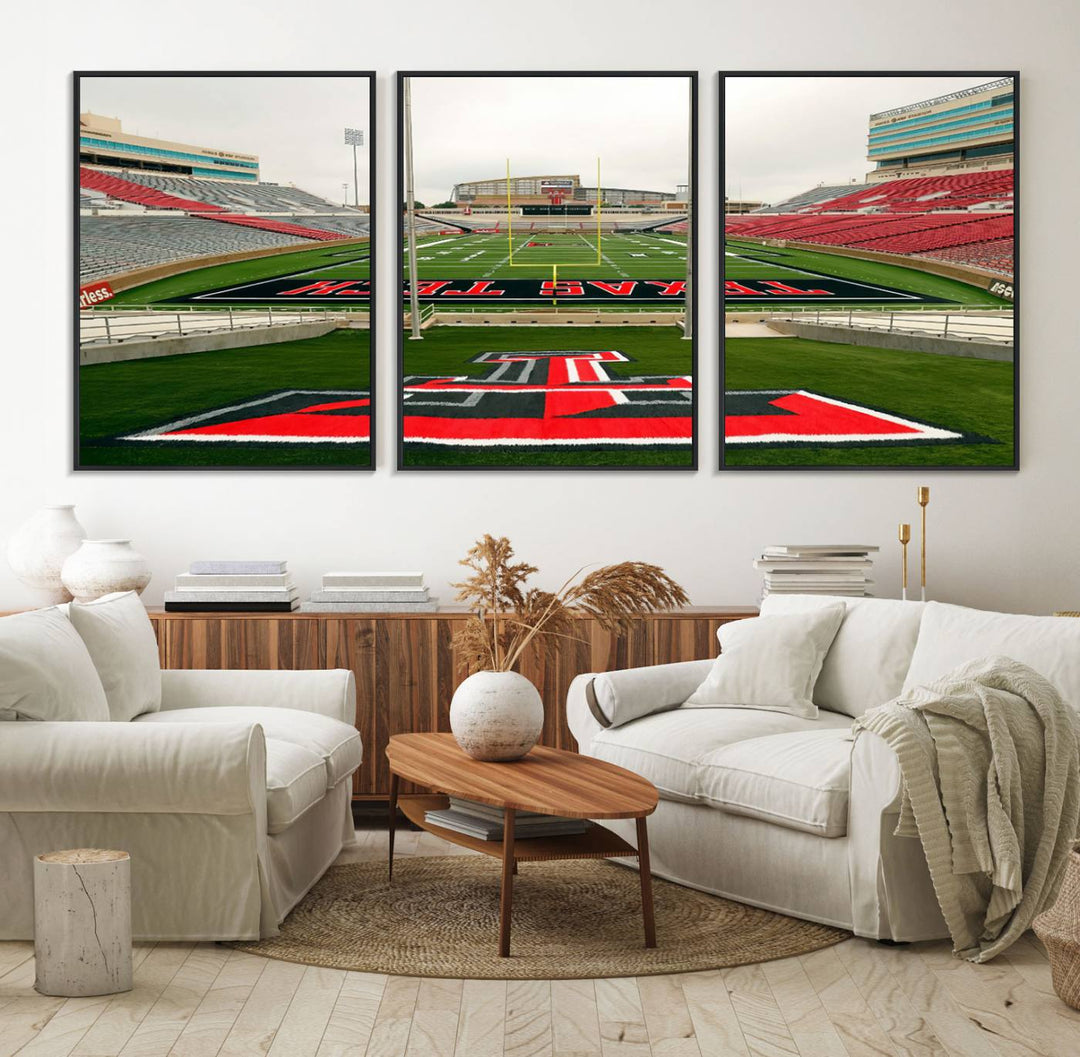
[2,825,1078,1057]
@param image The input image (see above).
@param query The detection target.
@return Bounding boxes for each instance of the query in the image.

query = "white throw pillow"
[684,605,845,719]
[760,594,925,717]
[903,601,1080,711]
[68,592,162,722]
[0,607,110,721]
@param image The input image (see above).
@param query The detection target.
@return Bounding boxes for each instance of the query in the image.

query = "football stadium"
[76,77,373,469]
[723,75,1016,469]
[399,74,694,470]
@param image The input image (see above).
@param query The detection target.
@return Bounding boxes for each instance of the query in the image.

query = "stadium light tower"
[403,78,422,340]
[344,127,364,209]
[683,78,693,341]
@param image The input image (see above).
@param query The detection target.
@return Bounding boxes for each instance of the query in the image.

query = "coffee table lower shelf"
[391,793,656,957]
[398,795,638,861]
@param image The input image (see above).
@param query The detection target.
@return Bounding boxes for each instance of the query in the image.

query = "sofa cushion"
[265,739,328,834]
[589,705,852,804]
[0,608,109,721]
[68,592,162,721]
[903,602,1080,710]
[760,594,925,717]
[136,705,362,788]
[684,606,844,718]
[698,729,854,837]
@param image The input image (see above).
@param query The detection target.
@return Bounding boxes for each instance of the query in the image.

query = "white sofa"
[567,596,1080,941]
[0,595,362,942]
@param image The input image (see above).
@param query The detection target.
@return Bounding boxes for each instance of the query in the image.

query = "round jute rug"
[232,856,849,979]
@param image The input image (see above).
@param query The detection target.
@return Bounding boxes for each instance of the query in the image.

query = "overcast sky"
[725,75,1010,205]
[80,76,370,206]
[408,76,691,204]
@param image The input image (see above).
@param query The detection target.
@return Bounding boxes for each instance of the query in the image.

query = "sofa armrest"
[0,721,265,816]
[160,668,356,725]
[847,728,945,940]
[567,659,714,749]
[567,673,606,751]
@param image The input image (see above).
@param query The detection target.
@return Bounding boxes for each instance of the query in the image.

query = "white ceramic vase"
[6,505,87,605]
[61,540,152,603]
[449,670,544,762]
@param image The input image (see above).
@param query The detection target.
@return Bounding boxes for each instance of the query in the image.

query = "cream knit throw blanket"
[855,656,1080,962]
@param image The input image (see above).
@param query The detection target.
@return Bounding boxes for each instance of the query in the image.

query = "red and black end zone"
[176,275,940,305]
[723,278,947,303]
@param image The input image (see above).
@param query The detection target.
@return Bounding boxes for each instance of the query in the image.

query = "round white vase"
[6,505,87,605]
[449,670,544,762]
[61,540,152,603]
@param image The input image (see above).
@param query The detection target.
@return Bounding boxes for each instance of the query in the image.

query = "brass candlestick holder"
[899,523,911,601]
[917,486,930,601]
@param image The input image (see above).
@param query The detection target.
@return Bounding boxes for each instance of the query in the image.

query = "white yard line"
[482,241,516,278]
[577,233,629,278]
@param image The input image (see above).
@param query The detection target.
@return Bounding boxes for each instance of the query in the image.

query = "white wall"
[2,0,1077,615]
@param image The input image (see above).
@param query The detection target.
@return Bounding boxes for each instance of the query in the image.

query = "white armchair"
[0,599,361,942]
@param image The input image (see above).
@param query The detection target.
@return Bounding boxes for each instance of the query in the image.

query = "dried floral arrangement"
[453,534,688,673]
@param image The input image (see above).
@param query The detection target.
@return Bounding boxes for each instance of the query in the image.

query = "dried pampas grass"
[453,534,688,673]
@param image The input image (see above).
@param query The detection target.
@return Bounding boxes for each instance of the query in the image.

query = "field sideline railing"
[80,306,361,346]
[758,304,1013,316]
[762,307,1013,344]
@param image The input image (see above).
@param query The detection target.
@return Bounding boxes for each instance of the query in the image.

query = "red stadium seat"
[725,193,1013,278]
[80,168,226,213]
[80,168,348,243]
[197,213,345,242]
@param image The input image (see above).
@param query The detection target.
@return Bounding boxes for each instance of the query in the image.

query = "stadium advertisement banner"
[79,281,114,309]
[398,71,696,470]
[75,71,376,471]
[722,72,1017,470]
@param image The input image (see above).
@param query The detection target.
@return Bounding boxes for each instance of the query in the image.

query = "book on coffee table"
[425,796,589,840]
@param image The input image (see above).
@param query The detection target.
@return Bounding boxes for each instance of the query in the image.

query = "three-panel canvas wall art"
[76,72,375,471]
[75,70,1017,472]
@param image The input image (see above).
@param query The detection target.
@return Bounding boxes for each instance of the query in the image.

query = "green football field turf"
[723,336,1014,468]
[78,330,370,468]
[400,324,693,469]
[408,230,687,280]
[107,242,370,308]
[725,238,1010,309]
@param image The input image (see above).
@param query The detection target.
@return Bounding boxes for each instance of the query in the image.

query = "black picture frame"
[395,70,698,473]
[73,70,376,472]
[719,70,1019,472]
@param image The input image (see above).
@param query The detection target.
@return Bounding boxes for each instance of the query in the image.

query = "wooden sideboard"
[142,607,757,799]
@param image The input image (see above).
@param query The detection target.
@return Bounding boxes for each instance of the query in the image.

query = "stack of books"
[753,545,878,598]
[299,571,436,613]
[164,560,298,612]
[424,797,588,841]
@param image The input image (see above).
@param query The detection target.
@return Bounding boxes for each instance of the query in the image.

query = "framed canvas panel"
[720,72,1018,471]
[396,71,697,471]
[75,71,375,471]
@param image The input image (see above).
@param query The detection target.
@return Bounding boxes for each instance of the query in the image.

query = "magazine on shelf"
[189,560,288,575]
[424,808,588,841]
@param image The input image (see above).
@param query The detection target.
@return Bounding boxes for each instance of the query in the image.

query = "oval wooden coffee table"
[386,732,659,958]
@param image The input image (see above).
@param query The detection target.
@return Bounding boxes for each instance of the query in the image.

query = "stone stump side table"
[33,849,133,997]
